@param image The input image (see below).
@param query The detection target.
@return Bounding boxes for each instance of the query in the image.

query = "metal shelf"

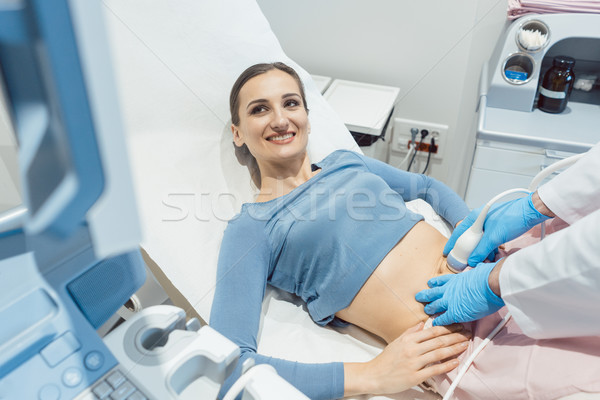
[477,96,600,152]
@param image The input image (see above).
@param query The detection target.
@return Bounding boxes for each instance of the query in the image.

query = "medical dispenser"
[537,55,576,113]
[323,79,400,160]
[465,14,600,208]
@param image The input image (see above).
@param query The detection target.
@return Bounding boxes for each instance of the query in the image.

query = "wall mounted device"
[391,118,448,160]
[465,14,600,208]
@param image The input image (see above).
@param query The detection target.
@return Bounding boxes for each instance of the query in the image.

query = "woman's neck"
[256,153,318,202]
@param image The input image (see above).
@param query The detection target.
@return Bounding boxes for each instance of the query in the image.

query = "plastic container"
[538,56,576,113]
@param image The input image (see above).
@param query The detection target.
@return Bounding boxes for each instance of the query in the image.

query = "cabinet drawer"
[465,168,533,209]
[472,145,545,176]
[466,141,584,209]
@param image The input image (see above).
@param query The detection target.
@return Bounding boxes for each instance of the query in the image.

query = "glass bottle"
[538,56,576,114]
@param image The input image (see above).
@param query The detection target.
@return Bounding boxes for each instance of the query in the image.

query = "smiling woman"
[212,62,472,399]
[211,62,600,400]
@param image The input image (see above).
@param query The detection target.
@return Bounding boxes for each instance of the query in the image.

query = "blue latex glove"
[443,193,550,266]
[415,261,505,326]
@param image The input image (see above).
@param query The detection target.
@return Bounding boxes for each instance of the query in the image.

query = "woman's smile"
[266,131,296,144]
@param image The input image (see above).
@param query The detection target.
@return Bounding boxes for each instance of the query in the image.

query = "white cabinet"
[464,140,577,209]
[465,93,598,209]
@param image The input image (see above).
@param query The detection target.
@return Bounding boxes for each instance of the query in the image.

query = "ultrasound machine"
[0,1,307,399]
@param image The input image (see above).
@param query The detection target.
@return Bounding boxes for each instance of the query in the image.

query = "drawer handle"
[544,149,578,160]
[539,164,563,175]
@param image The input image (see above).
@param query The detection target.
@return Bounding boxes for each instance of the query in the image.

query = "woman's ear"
[232,124,244,147]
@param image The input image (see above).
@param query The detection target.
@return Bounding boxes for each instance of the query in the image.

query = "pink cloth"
[432,219,600,399]
[508,0,600,20]
[433,310,600,399]
[497,217,569,257]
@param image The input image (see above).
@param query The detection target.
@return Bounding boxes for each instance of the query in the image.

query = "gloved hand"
[415,261,505,326]
[443,193,550,266]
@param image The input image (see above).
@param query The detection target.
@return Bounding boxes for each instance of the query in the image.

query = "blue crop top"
[210,150,469,399]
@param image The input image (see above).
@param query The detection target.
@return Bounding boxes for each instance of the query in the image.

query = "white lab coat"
[499,142,600,339]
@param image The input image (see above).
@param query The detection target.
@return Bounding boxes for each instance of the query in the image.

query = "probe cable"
[406,142,419,172]
[397,142,416,169]
[408,130,428,172]
[527,152,585,241]
[442,312,512,400]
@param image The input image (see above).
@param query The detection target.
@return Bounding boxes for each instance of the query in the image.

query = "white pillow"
[105,0,358,319]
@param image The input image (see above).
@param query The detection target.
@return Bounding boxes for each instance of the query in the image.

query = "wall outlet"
[391,118,448,160]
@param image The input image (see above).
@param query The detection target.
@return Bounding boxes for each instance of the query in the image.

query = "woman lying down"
[210,62,600,399]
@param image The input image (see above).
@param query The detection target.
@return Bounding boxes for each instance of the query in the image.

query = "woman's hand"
[344,322,470,396]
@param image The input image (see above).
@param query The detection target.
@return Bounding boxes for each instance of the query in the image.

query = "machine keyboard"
[77,368,148,400]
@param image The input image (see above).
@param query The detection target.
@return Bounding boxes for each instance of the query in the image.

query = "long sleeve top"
[210,150,469,399]
[500,141,600,339]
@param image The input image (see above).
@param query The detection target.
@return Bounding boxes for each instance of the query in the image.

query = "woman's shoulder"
[317,148,365,168]
[220,211,271,257]
[224,207,268,234]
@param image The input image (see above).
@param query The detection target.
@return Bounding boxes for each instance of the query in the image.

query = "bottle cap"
[553,56,576,67]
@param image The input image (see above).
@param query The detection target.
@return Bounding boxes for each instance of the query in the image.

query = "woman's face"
[232,69,310,166]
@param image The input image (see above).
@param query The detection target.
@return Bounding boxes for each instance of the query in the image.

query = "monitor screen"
[0,0,104,236]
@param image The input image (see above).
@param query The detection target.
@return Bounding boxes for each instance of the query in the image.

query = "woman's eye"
[285,99,300,107]
[250,105,268,114]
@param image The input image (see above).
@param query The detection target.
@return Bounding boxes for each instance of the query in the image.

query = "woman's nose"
[270,108,289,130]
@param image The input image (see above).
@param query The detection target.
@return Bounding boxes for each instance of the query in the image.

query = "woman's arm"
[356,152,469,226]
[210,219,344,399]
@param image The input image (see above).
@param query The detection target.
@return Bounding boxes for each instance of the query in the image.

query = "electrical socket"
[391,118,448,160]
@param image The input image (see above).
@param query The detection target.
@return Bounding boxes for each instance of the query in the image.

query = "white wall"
[0,1,508,206]
[257,0,508,194]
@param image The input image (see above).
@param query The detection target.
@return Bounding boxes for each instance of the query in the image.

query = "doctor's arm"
[444,141,600,265]
[537,141,600,224]
[418,209,600,337]
[493,208,600,339]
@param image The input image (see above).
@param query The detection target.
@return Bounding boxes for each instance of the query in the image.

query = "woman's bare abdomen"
[335,221,454,343]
